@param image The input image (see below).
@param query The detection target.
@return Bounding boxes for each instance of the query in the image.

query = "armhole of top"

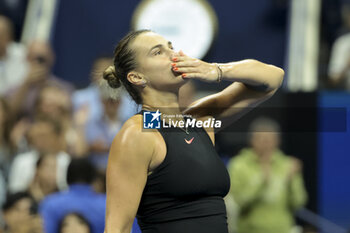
[195,126,215,147]
[147,129,168,177]
[191,115,215,146]
[135,111,168,177]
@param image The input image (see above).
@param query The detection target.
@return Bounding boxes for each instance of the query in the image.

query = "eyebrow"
[149,41,173,54]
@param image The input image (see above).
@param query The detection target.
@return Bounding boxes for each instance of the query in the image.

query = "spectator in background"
[73,56,137,124]
[227,117,307,233]
[328,4,350,90]
[1,192,43,233]
[0,15,27,96]
[8,117,70,193]
[85,94,122,170]
[8,40,74,117]
[40,158,106,233]
[34,85,88,157]
[59,213,91,233]
[28,154,59,203]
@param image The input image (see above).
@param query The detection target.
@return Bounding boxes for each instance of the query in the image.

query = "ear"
[127,71,147,87]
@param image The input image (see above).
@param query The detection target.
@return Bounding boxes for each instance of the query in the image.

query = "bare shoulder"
[116,114,158,139]
[109,115,161,167]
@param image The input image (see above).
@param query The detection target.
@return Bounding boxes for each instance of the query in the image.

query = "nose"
[169,50,179,60]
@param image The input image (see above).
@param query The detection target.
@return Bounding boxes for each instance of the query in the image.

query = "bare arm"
[8,63,48,115]
[104,117,156,233]
[174,55,284,133]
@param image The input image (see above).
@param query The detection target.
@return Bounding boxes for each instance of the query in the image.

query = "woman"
[104,30,284,233]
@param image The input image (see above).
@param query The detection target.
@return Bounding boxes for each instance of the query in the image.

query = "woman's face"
[60,214,90,233]
[37,87,71,120]
[250,131,280,155]
[130,32,187,91]
[27,121,62,154]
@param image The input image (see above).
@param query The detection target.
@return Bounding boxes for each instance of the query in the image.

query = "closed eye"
[154,50,161,55]
[149,41,173,56]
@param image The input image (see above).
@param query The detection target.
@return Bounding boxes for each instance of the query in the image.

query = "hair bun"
[103,65,121,88]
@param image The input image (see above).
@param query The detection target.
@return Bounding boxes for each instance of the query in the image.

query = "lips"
[171,69,179,76]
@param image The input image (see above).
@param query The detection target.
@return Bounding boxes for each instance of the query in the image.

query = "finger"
[173,67,198,73]
[181,73,201,79]
[171,56,186,62]
[172,62,196,68]
[174,60,201,67]
[172,54,195,62]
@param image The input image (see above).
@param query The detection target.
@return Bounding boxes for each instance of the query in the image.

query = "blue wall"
[318,92,350,229]
[52,0,287,88]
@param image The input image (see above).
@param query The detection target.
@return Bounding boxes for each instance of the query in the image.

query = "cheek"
[142,57,172,75]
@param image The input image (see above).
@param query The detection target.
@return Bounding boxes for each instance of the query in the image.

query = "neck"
[142,88,182,117]
[254,149,273,163]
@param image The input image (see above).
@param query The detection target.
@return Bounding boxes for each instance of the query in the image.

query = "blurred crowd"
[0,13,138,233]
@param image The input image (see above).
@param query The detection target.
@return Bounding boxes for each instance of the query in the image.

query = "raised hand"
[171,51,220,82]
[24,63,49,86]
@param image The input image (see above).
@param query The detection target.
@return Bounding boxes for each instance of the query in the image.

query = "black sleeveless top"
[136,111,230,233]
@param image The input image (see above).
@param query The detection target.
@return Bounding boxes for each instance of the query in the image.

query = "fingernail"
[172,57,178,61]
[182,73,187,77]
[174,67,178,71]
[171,63,176,67]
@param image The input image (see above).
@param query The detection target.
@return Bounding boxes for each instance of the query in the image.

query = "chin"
[158,78,186,93]
[164,71,186,86]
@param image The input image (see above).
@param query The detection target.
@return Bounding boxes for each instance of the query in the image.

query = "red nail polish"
[172,57,178,61]
[171,63,176,67]
[174,67,178,71]
[182,73,187,77]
